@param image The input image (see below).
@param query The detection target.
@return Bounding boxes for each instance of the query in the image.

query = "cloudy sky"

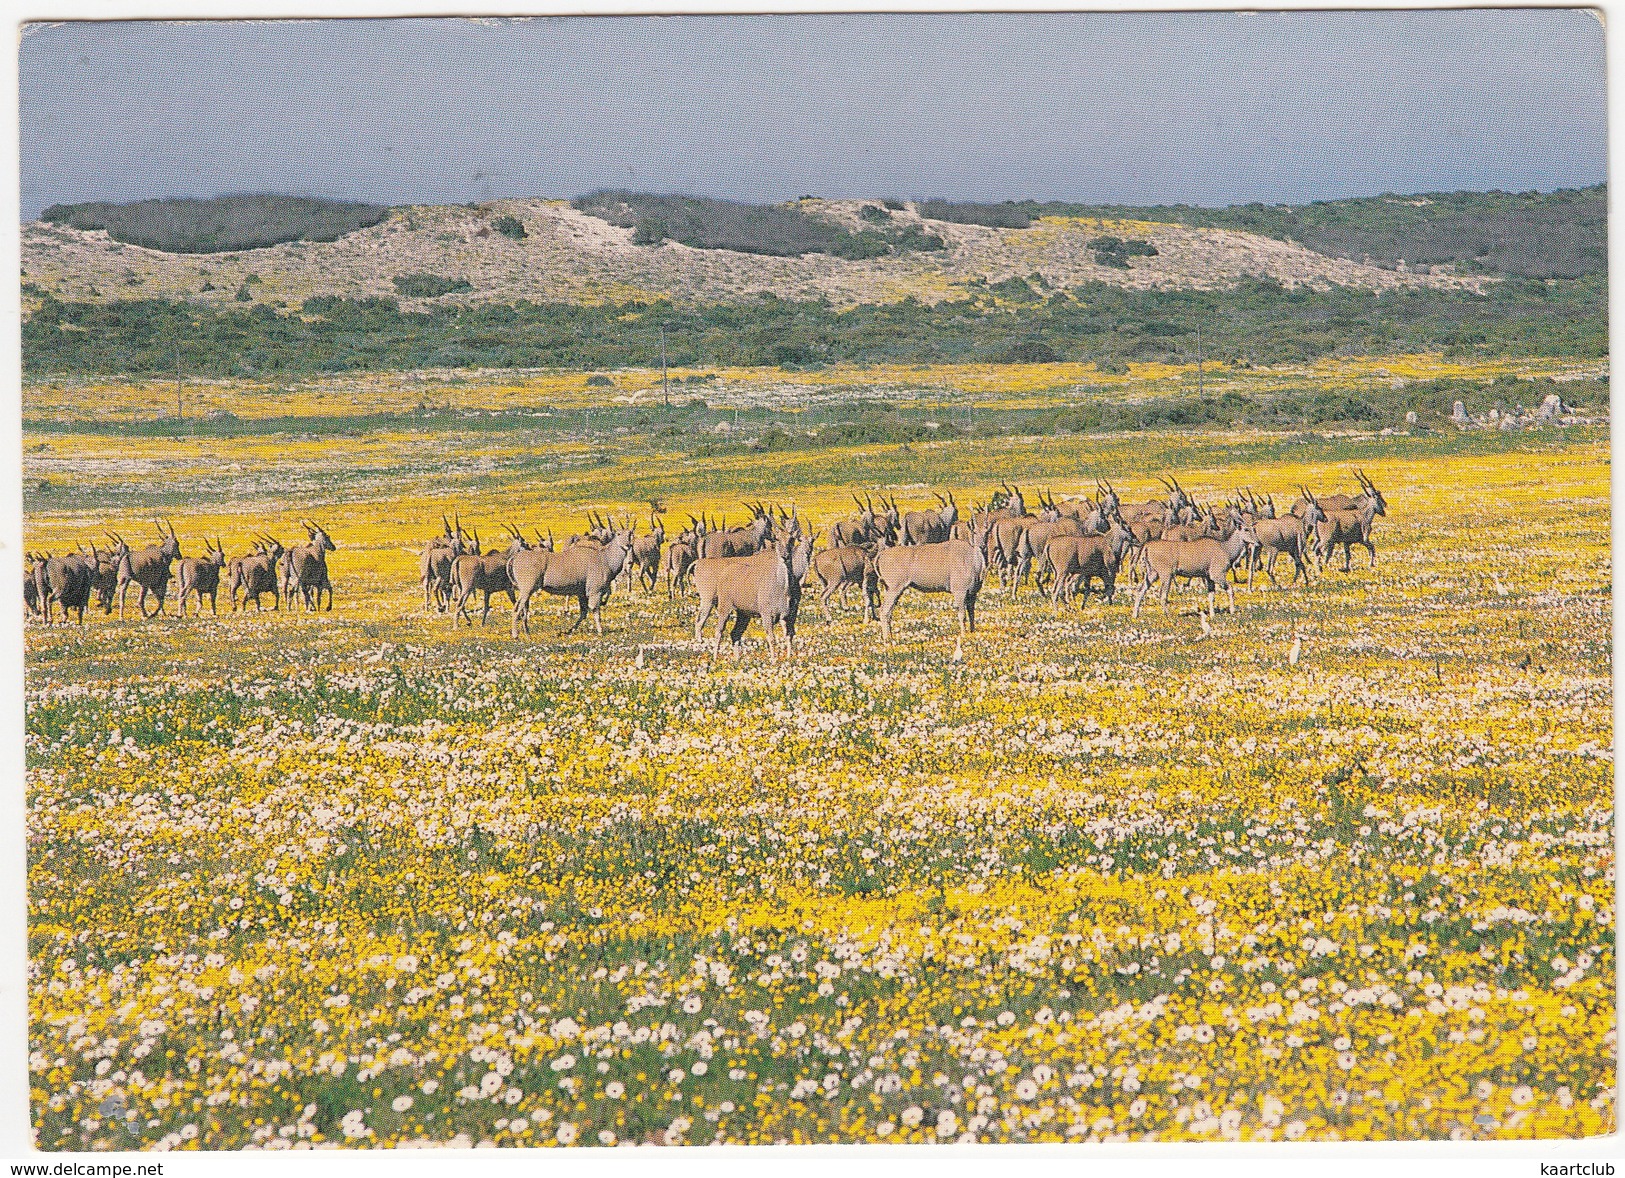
[18,10,1607,219]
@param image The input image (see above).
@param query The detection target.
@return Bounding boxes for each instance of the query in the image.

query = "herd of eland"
[26,471,1390,660]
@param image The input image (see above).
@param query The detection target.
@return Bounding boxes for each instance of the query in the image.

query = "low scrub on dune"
[40,194,391,254]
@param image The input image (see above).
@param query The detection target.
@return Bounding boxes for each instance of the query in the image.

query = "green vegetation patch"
[1027,186,1606,279]
[39,194,390,254]
[1088,235,1159,269]
[21,270,1607,379]
[392,273,474,299]
[492,214,527,240]
[572,191,943,259]
[915,200,1035,229]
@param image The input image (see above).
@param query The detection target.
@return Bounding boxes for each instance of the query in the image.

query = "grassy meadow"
[23,362,1613,1148]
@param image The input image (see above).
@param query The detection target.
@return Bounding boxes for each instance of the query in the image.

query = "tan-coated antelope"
[813,535,884,621]
[450,524,529,626]
[697,504,773,559]
[874,518,990,645]
[1315,472,1387,572]
[902,492,958,546]
[662,520,699,600]
[283,520,338,612]
[691,526,806,664]
[1131,518,1259,619]
[1011,511,1086,596]
[628,509,665,594]
[230,535,285,611]
[1292,468,1385,517]
[508,521,633,637]
[1045,520,1136,609]
[176,537,227,617]
[1250,490,1324,587]
[116,520,182,619]
[421,514,473,612]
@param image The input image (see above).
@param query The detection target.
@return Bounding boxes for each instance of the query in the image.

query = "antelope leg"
[710,608,731,664]
[878,585,906,644]
[561,593,588,635]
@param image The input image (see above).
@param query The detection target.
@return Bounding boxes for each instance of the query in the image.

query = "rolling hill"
[22,193,1497,314]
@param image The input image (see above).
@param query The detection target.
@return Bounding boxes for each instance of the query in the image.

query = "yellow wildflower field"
[23,414,1613,1149]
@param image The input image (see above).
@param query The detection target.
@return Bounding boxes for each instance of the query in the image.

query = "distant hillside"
[39,194,390,254]
[1014,186,1606,279]
[21,194,1491,314]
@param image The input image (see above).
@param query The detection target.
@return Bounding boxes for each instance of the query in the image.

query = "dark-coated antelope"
[1316,472,1387,572]
[230,535,285,611]
[35,549,97,626]
[117,520,182,619]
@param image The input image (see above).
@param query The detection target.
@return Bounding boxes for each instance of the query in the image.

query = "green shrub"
[392,274,473,299]
[1089,236,1158,268]
[492,215,527,240]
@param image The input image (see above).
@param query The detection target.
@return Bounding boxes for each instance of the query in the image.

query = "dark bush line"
[571,191,942,259]
[915,201,1035,229]
[393,273,474,299]
[21,271,1606,379]
[40,194,389,254]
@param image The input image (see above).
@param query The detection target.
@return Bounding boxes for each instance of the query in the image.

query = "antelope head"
[304,520,337,553]
[1357,469,1388,516]
[155,519,182,561]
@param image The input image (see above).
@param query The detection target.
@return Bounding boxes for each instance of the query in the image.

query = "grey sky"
[18,10,1607,219]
